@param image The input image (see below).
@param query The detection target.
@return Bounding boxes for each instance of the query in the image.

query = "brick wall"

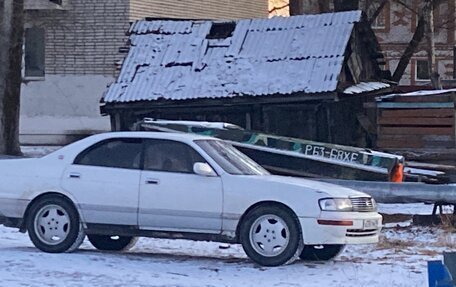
[129,0,268,21]
[24,0,268,77]
[25,0,130,76]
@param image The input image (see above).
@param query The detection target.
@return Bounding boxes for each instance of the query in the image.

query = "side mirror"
[193,162,217,177]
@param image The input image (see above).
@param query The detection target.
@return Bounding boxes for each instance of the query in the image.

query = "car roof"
[93,131,217,142]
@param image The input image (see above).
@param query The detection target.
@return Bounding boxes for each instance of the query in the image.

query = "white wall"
[20,75,112,145]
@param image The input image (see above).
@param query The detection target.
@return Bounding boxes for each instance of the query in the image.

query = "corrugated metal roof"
[104,11,365,104]
[344,82,391,94]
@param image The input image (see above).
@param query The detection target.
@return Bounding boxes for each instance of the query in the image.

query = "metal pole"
[321,179,456,204]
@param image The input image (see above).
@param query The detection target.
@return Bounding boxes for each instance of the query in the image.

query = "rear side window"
[144,140,206,173]
[74,138,142,169]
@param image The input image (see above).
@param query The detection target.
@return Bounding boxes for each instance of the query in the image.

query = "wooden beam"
[380,109,454,118]
[378,134,454,141]
[379,126,454,135]
[377,102,454,109]
[392,95,452,103]
[102,93,337,114]
[377,139,454,148]
[378,117,454,126]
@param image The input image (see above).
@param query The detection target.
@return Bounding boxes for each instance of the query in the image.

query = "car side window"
[144,140,206,173]
[74,138,142,170]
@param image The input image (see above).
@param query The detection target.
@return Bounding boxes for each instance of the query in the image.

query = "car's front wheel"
[299,244,345,261]
[26,195,85,253]
[87,234,137,251]
[240,205,303,266]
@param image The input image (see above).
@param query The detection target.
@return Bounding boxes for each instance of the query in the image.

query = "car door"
[139,139,223,233]
[61,138,142,226]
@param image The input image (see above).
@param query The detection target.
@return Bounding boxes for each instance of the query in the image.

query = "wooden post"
[245,111,252,130]
[424,0,442,89]
[251,105,263,131]
[453,92,456,148]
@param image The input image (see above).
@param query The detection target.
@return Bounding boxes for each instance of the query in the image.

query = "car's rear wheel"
[26,195,85,253]
[240,205,303,266]
[299,244,345,261]
[87,234,137,251]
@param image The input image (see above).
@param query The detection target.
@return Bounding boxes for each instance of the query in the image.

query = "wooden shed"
[101,11,392,146]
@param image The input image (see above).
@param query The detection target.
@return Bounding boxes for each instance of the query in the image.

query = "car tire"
[240,205,303,266]
[26,195,85,253]
[299,244,345,261]
[87,235,137,251]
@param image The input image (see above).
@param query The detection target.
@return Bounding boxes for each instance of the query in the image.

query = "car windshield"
[195,140,270,176]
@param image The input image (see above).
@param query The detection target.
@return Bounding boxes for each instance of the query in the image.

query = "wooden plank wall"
[376,93,456,149]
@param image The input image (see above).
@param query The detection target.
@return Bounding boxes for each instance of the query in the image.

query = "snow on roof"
[376,88,456,101]
[103,11,362,104]
[343,82,391,95]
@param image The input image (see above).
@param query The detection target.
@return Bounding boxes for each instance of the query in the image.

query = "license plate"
[363,219,378,229]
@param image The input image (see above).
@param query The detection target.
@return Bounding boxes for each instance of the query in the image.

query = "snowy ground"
[1,147,450,286]
[0,204,454,286]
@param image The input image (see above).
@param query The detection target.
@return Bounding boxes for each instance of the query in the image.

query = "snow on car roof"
[143,119,243,130]
[96,131,217,142]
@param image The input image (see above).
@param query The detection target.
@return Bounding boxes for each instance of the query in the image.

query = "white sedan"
[0,132,381,266]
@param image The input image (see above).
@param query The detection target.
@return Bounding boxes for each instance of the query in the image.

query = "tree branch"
[368,0,388,25]
[269,3,289,14]
[393,0,418,15]
[392,16,426,82]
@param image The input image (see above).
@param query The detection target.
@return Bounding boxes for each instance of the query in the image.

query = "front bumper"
[299,211,382,245]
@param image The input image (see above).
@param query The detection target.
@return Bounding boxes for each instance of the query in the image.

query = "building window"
[372,7,386,29]
[416,60,430,81]
[24,27,45,78]
[370,2,390,32]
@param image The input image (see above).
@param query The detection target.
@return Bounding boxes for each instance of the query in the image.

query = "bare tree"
[0,0,23,155]
[370,0,445,88]
[330,0,446,87]
[367,0,388,25]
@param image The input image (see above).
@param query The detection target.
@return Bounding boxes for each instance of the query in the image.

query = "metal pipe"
[321,179,456,204]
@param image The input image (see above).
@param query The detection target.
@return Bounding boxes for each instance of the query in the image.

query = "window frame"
[142,139,212,175]
[415,59,431,81]
[23,26,46,80]
[194,139,269,176]
[371,2,390,33]
[73,138,144,170]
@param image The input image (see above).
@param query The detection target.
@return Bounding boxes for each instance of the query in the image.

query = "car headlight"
[371,198,378,211]
[319,198,353,211]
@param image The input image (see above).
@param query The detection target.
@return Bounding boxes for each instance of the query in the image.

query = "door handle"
[69,172,81,179]
[145,178,159,185]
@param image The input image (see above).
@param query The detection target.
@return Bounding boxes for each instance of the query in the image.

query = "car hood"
[246,175,370,198]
